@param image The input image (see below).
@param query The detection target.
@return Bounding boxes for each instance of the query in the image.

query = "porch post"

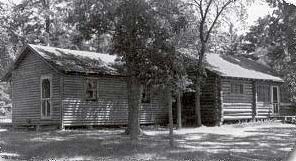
[60,76,65,130]
[252,81,257,120]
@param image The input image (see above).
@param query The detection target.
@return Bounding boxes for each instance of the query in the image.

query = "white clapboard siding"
[12,49,61,126]
[62,75,167,127]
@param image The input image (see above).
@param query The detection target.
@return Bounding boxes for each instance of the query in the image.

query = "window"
[231,83,244,94]
[41,75,52,119]
[142,85,151,103]
[86,79,97,101]
[257,85,270,102]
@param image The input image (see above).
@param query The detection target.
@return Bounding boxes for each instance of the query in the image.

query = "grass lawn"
[0,121,295,161]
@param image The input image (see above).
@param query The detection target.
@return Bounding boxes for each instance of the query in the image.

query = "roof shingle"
[29,44,118,75]
[206,54,283,82]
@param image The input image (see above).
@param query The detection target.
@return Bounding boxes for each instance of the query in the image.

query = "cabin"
[180,54,295,126]
[1,44,295,129]
[1,44,167,129]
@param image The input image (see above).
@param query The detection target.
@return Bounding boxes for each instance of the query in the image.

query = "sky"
[247,1,274,24]
[247,0,296,25]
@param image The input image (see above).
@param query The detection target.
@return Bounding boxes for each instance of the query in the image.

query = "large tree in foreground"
[69,0,187,141]
[113,0,187,141]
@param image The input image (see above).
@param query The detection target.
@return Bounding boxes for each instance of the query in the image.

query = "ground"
[0,121,295,161]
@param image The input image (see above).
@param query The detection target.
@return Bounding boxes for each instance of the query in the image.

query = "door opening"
[271,86,280,115]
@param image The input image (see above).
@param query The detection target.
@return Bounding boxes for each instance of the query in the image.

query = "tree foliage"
[70,0,188,141]
[242,0,296,102]
[6,0,75,51]
[67,0,119,52]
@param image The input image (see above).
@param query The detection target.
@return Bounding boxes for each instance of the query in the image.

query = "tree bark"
[166,86,174,147]
[125,76,143,141]
[195,80,202,127]
[195,42,206,127]
[176,90,182,129]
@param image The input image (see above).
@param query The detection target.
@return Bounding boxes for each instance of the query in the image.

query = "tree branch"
[182,2,200,9]
[203,0,214,22]
[193,0,204,19]
[205,0,235,42]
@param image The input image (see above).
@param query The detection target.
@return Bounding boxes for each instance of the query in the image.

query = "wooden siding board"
[62,75,167,126]
[12,50,61,126]
[221,78,253,120]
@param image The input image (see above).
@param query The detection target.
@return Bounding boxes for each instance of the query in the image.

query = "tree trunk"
[176,90,182,129]
[166,86,174,147]
[42,0,51,46]
[125,76,143,141]
[195,42,206,127]
[195,80,202,127]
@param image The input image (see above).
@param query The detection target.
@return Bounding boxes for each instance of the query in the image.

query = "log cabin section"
[1,44,167,128]
[180,53,292,126]
[200,71,222,126]
[178,72,221,126]
[220,79,282,121]
[205,54,294,124]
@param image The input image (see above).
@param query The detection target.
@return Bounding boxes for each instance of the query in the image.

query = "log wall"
[221,79,253,121]
[11,49,61,126]
[200,72,221,126]
[222,79,295,121]
[62,75,167,127]
[255,102,272,118]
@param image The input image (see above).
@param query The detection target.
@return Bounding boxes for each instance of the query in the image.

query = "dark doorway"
[173,92,196,127]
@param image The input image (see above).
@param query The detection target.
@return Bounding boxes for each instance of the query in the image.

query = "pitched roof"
[2,44,283,82]
[29,44,119,75]
[205,54,283,82]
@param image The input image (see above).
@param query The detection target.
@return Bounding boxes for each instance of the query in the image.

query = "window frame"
[230,83,244,94]
[40,75,52,120]
[85,79,97,101]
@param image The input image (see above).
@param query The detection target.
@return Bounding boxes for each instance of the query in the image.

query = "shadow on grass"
[168,126,296,161]
[0,125,295,161]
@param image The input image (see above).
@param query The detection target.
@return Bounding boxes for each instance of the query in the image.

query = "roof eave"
[63,71,126,78]
[220,75,284,83]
